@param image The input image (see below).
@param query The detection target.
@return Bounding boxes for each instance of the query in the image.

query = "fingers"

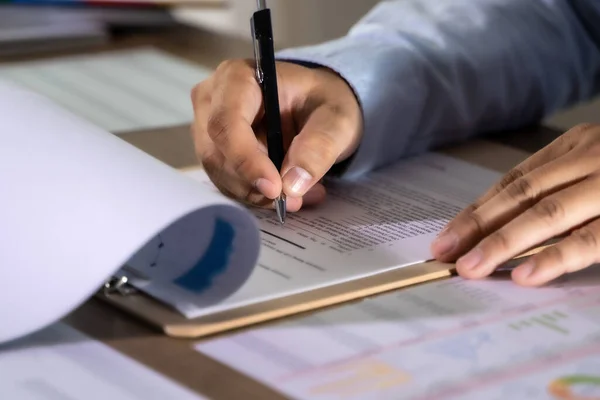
[455,123,592,216]
[190,59,361,211]
[281,103,360,198]
[193,113,315,212]
[439,131,576,231]
[191,84,251,198]
[455,175,600,279]
[431,151,593,261]
[206,61,282,199]
[191,60,281,202]
[511,217,600,286]
[201,143,307,211]
[470,132,576,206]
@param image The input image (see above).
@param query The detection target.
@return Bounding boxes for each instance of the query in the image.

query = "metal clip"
[103,275,136,296]
[251,15,264,84]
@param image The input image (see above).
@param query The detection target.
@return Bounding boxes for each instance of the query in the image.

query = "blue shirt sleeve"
[276,0,600,179]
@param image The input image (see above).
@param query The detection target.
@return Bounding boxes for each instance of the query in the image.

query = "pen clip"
[251,17,264,84]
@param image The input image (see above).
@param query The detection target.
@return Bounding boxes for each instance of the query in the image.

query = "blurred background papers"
[0,7,108,56]
[0,2,223,57]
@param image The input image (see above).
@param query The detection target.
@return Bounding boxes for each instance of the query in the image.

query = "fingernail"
[515,260,536,279]
[283,167,313,196]
[437,225,450,237]
[431,230,458,256]
[457,248,483,271]
[254,178,276,197]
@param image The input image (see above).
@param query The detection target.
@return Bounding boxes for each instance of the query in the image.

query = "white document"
[176,155,500,318]
[0,323,207,400]
[197,266,600,399]
[0,81,259,344]
[0,47,211,133]
[0,77,505,343]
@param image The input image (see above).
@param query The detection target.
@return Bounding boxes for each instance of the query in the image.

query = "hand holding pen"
[251,0,287,223]
[189,2,363,218]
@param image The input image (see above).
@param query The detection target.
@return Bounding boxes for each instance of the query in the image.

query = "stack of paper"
[0,7,108,56]
[1,323,207,399]
[0,47,213,132]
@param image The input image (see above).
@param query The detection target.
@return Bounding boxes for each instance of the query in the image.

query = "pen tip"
[275,196,286,225]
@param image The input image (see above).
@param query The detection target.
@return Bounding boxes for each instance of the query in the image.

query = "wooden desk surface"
[2,25,564,400]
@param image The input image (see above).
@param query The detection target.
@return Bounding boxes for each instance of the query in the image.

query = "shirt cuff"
[276,35,423,180]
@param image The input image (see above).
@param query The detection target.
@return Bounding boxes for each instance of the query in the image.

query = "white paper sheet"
[197,267,600,399]
[0,47,211,133]
[177,155,501,318]
[0,323,207,400]
[0,81,259,344]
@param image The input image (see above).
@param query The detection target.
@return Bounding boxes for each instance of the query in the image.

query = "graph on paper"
[509,310,571,336]
[197,266,600,399]
[306,360,412,398]
[548,375,600,399]
[425,332,491,363]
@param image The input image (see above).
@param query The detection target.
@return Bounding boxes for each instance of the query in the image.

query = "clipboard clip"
[103,275,137,296]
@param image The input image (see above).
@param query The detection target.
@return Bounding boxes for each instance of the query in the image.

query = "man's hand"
[191,60,362,212]
[431,123,600,286]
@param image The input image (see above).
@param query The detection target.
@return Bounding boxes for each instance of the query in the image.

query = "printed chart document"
[197,267,600,400]
[0,47,211,133]
[0,79,501,344]
[0,323,207,400]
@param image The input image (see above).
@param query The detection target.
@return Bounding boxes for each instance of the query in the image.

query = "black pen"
[251,0,286,225]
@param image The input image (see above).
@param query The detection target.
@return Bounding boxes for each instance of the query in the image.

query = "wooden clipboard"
[95,140,534,339]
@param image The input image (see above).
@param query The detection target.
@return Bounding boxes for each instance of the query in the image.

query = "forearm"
[277,0,600,178]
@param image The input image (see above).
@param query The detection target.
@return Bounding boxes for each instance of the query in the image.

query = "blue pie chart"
[173,217,235,293]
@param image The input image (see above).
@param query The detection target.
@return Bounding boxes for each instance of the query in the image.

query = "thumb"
[281,105,358,198]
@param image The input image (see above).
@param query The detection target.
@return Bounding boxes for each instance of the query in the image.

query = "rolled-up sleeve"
[277,0,600,179]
